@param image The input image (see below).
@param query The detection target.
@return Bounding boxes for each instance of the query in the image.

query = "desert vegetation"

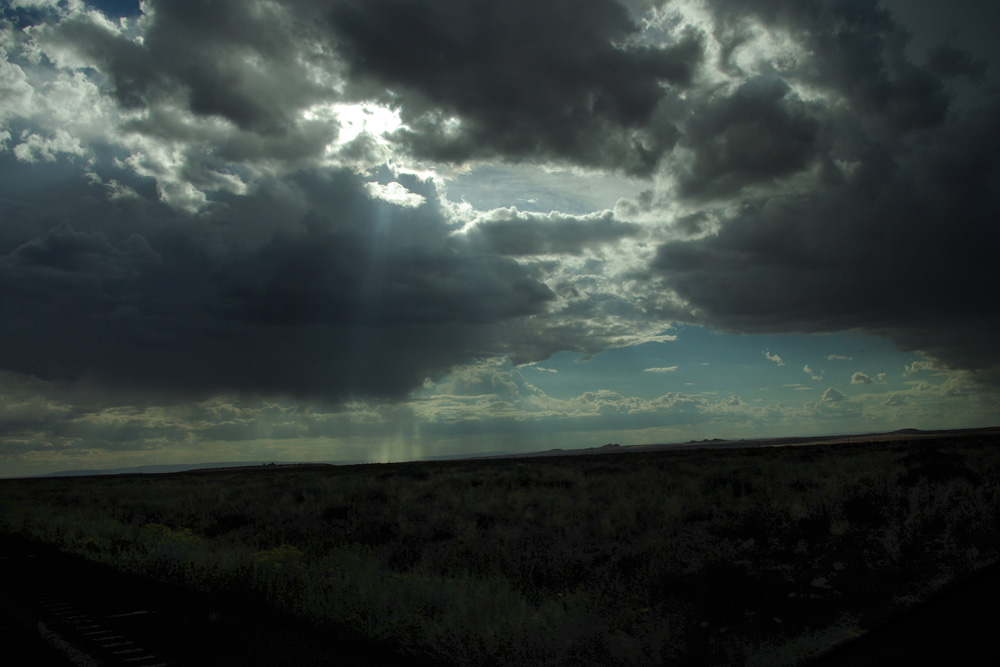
[2,432,1000,666]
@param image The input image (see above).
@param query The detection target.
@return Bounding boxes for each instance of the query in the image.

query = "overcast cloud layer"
[1,0,997,474]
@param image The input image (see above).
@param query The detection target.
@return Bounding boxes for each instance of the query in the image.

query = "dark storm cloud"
[654,89,1000,383]
[469,211,642,256]
[677,76,821,197]
[216,219,553,327]
[328,0,702,175]
[29,0,703,173]
[644,0,1000,385]
[668,0,970,200]
[33,0,336,135]
[926,44,988,81]
[672,211,712,237]
[0,164,554,402]
[709,0,950,130]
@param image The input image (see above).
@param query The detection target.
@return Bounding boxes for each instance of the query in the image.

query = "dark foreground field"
[0,532,436,666]
[2,430,1000,666]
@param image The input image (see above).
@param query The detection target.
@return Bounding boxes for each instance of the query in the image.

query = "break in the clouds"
[1,0,998,475]
[467,209,642,257]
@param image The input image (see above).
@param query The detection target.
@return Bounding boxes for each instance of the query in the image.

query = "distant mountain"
[31,427,1000,478]
[42,461,286,477]
[38,452,514,477]
[418,450,512,461]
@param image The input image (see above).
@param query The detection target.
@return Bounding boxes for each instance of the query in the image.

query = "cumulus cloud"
[881,393,906,407]
[13,129,85,162]
[414,362,715,433]
[852,372,874,385]
[763,349,785,366]
[364,180,426,208]
[804,365,822,381]
[820,387,848,403]
[906,359,945,375]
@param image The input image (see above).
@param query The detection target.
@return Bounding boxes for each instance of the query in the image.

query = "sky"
[1,0,998,477]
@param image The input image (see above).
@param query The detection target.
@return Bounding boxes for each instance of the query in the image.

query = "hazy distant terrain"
[3,428,999,666]
[34,427,995,477]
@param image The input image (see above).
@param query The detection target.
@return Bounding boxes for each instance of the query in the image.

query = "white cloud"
[11,1,84,11]
[906,359,945,375]
[820,387,847,403]
[826,354,852,361]
[881,393,905,407]
[803,364,822,381]
[763,349,785,366]
[0,40,36,123]
[364,181,427,208]
[86,171,139,200]
[645,366,679,373]
[806,386,861,419]
[329,103,402,145]
[851,372,874,385]
[13,129,85,162]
